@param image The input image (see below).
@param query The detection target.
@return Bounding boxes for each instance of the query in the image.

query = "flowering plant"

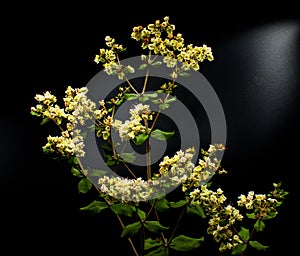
[30,16,288,255]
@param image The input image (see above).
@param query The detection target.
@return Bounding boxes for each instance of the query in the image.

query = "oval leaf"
[88,169,108,177]
[144,221,169,233]
[169,200,187,208]
[187,204,206,218]
[124,93,139,101]
[254,219,265,232]
[150,129,175,141]
[238,226,250,242]
[137,209,146,221]
[133,133,149,145]
[110,203,136,217]
[121,221,142,237]
[144,238,161,250]
[80,200,108,215]
[145,245,168,256]
[249,240,269,251]
[232,243,247,255]
[71,166,84,177]
[155,198,170,212]
[119,152,136,163]
[170,235,204,251]
[78,178,92,193]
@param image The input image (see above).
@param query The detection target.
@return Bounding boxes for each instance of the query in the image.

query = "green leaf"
[88,169,108,177]
[246,213,256,219]
[262,214,276,220]
[71,167,84,177]
[150,129,175,141]
[119,152,136,163]
[133,133,149,145]
[231,243,247,255]
[137,209,146,221]
[254,219,265,232]
[178,72,190,77]
[249,240,269,250]
[155,198,170,212]
[238,227,250,242]
[159,103,170,110]
[106,158,116,166]
[121,221,142,237]
[124,93,139,101]
[144,221,169,233]
[144,92,158,98]
[169,200,187,208]
[165,96,177,104]
[145,245,168,256]
[110,203,136,217]
[187,204,206,218]
[30,111,40,116]
[78,178,93,193]
[144,238,161,250]
[139,95,149,102]
[151,99,161,104]
[80,200,108,214]
[139,63,147,70]
[68,157,79,165]
[40,118,50,125]
[169,235,204,251]
[151,61,162,67]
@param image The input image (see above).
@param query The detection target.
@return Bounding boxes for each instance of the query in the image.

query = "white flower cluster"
[112,103,153,141]
[131,16,214,78]
[31,91,67,125]
[98,176,160,204]
[237,191,278,218]
[158,147,195,180]
[94,36,135,80]
[43,130,85,158]
[182,144,227,192]
[98,148,196,203]
[31,86,106,158]
[190,185,244,252]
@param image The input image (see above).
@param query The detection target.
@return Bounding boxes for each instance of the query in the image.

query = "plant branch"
[123,162,137,179]
[166,198,191,246]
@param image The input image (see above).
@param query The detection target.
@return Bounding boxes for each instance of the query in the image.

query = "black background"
[2,3,299,255]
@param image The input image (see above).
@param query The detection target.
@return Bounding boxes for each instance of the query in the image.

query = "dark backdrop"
[2,3,299,255]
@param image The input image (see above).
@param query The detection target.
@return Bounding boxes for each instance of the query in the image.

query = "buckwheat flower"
[255,193,266,201]
[42,130,85,158]
[163,55,177,68]
[247,191,255,200]
[237,194,247,206]
[113,118,146,142]
[97,176,156,204]
[182,145,226,192]
[237,191,256,209]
